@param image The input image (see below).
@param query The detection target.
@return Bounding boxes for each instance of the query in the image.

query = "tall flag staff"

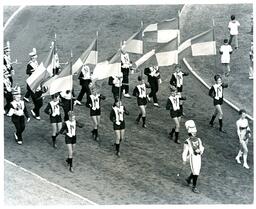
[212,19,218,74]
[70,50,74,112]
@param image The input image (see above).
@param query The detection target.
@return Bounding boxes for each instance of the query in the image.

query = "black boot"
[136,113,142,124]
[209,115,216,127]
[219,119,226,133]
[115,143,120,156]
[192,175,200,193]
[91,129,96,136]
[142,117,146,128]
[186,173,193,185]
[169,128,175,140]
[94,129,99,141]
[69,158,74,172]
[52,135,57,149]
[174,132,181,144]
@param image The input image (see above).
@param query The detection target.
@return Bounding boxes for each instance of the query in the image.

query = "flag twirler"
[135,36,178,68]
[92,50,121,80]
[123,23,143,54]
[190,29,216,56]
[143,18,179,43]
[26,43,55,92]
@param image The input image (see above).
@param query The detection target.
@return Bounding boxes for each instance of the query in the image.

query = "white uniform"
[220,44,233,63]
[236,118,250,141]
[182,137,204,175]
[228,20,240,35]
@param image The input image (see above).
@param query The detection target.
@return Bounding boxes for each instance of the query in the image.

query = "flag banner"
[124,25,143,54]
[92,50,121,80]
[143,18,179,43]
[178,39,191,54]
[26,44,54,92]
[47,75,72,95]
[191,29,216,56]
[135,49,155,67]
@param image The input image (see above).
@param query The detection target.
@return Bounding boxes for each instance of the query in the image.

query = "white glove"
[159,79,162,84]
[27,118,31,122]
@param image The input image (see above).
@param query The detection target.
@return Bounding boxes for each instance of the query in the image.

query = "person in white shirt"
[235,109,251,169]
[182,120,204,194]
[44,93,62,148]
[228,15,240,49]
[249,40,253,79]
[3,44,15,85]
[219,39,233,77]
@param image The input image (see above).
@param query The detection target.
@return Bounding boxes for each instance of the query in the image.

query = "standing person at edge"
[170,64,189,114]
[219,39,233,77]
[166,86,186,144]
[7,86,30,145]
[3,44,15,86]
[228,15,240,49]
[235,109,252,169]
[144,65,161,107]
[133,75,149,128]
[108,72,123,102]
[249,40,253,80]
[209,74,228,132]
[121,43,132,98]
[59,111,77,172]
[86,84,106,141]
[44,93,62,148]
[110,100,129,156]
[182,120,204,194]
[74,64,92,106]
[24,48,38,103]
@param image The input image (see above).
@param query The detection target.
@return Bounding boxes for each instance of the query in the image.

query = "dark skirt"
[65,135,76,144]
[170,109,182,118]
[214,98,223,106]
[50,115,62,123]
[113,121,125,130]
[90,108,101,116]
[137,97,147,106]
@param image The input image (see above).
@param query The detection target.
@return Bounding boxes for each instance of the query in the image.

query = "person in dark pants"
[121,47,132,98]
[108,73,123,102]
[3,65,13,113]
[3,44,15,86]
[208,74,228,132]
[110,100,129,156]
[60,90,75,121]
[183,120,204,194]
[74,64,92,106]
[24,49,39,102]
[30,86,44,120]
[7,86,30,145]
[144,66,161,107]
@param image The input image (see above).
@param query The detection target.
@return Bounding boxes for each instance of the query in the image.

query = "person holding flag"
[30,85,45,121]
[121,43,133,98]
[60,90,75,121]
[3,43,15,86]
[144,65,161,107]
[182,120,204,194]
[86,83,106,141]
[110,100,129,156]
[235,109,251,169]
[24,48,39,102]
[44,93,62,148]
[108,73,123,103]
[166,86,186,144]
[208,74,228,132]
[7,86,30,145]
[132,75,149,128]
[74,64,92,106]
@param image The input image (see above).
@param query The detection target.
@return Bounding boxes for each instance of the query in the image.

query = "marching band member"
[235,109,251,169]
[121,44,132,98]
[166,86,186,144]
[133,75,149,128]
[209,74,228,132]
[144,65,161,107]
[219,39,233,77]
[59,111,77,172]
[182,120,204,194]
[24,48,38,102]
[110,100,129,156]
[74,64,92,106]
[3,43,15,85]
[44,93,62,148]
[86,84,106,141]
[108,73,123,102]
[60,90,75,121]
[30,85,44,120]
[3,65,13,113]
[7,86,30,145]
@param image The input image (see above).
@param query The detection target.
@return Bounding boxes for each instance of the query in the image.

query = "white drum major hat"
[185,120,197,133]
[29,48,37,58]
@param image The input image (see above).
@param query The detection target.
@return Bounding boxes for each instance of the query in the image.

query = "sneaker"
[69,166,74,172]
[243,164,250,169]
[235,156,241,164]
[23,97,30,102]
[35,116,41,120]
[153,103,159,107]
[30,110,36,118]
[175,140,181,144]
[192,187,200,194]
[17,140,23,145]
[74,100,81,105]
[146,95,151,102]
[123,93,131,98]
[14,132,18,140]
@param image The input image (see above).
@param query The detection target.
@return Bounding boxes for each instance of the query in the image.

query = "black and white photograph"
[1,0,255,206]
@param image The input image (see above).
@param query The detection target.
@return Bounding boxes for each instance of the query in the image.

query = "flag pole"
[177,10,181,65]
[140,20,144,79]
[70,50,73,112]
[212,19,218,74]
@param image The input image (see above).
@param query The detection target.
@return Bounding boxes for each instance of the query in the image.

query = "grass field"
[3,4,254,205]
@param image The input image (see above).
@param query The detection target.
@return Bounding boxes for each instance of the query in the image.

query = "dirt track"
[4,5,254,205]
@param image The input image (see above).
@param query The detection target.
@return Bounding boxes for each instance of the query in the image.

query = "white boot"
[243,154,249,169]
[235,150,242,164]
